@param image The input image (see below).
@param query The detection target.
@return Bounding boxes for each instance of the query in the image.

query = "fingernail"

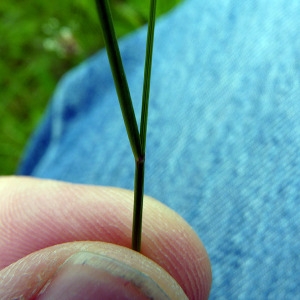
[37,251,170,299]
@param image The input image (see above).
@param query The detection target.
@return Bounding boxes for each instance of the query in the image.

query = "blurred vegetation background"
[0,0,182,175]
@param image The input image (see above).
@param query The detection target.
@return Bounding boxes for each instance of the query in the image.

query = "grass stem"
[95,0,156,252]
[132,0,157,251]
[132,157,145,251]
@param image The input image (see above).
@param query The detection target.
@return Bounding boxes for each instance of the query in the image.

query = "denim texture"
[19,0,300,298]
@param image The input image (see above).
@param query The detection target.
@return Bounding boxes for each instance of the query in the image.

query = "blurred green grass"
[0,0,181,175]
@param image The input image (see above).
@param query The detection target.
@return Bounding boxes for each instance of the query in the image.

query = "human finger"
[0,176,211,299]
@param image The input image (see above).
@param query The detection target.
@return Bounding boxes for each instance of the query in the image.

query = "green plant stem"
[95,0,142,161]
[132,157,145,251]
[95,0,156,253]
[132,0,157,251]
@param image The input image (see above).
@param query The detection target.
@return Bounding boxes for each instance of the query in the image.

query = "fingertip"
[142,196,212,299]
[0,242,188,300]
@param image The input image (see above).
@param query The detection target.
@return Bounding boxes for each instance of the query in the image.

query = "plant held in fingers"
[95,0,157,252]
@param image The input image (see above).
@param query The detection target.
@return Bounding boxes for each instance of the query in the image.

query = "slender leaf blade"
[95,0,142,160]
[140,0,157,153]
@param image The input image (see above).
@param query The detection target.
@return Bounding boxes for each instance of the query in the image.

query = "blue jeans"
[19,0,300,298]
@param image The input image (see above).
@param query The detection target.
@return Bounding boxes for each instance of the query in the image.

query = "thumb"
[0,241,187,299]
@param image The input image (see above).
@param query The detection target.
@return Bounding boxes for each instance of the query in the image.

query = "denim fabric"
[19,0,300,298]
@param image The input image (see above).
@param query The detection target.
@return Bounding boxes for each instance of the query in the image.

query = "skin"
[0,176,212,299]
